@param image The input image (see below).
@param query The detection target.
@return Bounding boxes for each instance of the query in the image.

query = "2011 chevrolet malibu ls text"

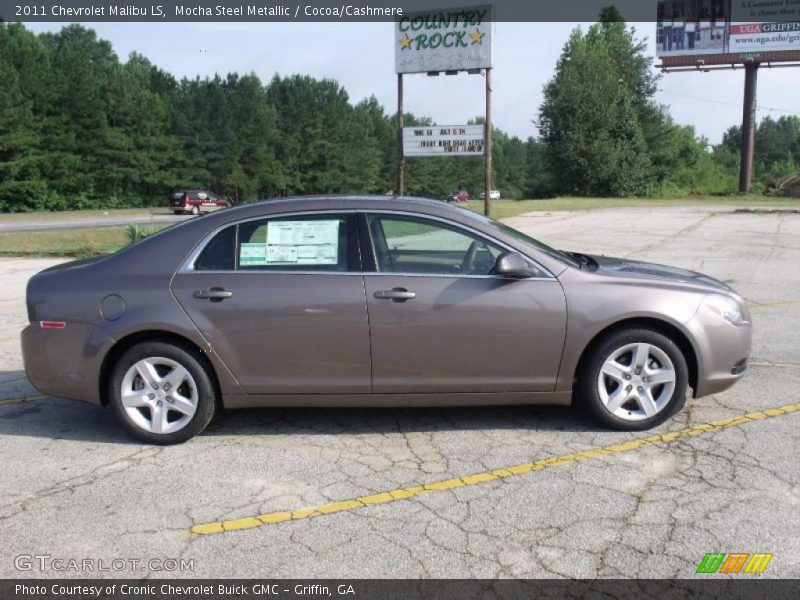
[22,196,752,444]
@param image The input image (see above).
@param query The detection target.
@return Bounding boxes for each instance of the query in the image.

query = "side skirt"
[223,391,572,409]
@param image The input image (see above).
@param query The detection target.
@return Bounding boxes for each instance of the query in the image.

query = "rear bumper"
[21,322,113,405]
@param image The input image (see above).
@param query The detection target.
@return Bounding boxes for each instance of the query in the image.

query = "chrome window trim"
[178,208,556,280]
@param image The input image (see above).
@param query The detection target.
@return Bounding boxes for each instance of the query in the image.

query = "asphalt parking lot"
[1,204,799,578]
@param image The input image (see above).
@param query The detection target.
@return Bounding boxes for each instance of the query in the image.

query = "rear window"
[172,192,185,200]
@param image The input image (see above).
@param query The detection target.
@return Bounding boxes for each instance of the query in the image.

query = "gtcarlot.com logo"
[696,552,773,574]
[14,554,195,572]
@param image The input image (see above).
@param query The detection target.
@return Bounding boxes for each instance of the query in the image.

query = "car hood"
[586,254,734,293]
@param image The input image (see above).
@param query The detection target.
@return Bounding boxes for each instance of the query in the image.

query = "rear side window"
[193,215,358,272]
[195,225,236,271]
[237,215,352,271]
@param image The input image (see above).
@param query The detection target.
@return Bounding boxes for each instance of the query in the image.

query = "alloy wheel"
[120,357,198,434]
[596,342,676,421]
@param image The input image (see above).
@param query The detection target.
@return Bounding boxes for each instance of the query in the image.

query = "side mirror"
[493,252,539,279]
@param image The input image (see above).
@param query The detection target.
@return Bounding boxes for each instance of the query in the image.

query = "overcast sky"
[25,21,800,145]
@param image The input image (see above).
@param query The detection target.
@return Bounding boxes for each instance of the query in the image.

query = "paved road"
[0,205,798,578]
[0,214,188,233]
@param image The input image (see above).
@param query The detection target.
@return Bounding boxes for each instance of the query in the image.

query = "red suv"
[170,190,230,215]
[447,190,469,203]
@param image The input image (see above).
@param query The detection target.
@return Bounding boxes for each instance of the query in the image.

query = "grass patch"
[0,224,170,258]
[464,195,800,219]
[0,207,172,223]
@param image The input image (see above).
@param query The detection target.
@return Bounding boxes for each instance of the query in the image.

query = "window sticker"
[265,220,340,265]
[239,243,268,266]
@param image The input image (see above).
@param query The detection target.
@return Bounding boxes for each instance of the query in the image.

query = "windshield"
[460,209,581,268]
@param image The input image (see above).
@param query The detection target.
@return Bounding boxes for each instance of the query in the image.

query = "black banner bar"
[3,580,800,600]
[1,0,799,23]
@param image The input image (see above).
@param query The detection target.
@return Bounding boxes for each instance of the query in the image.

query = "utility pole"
[739,63,759,194]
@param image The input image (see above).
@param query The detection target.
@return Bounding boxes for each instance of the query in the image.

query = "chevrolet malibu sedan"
[22,196,752,444]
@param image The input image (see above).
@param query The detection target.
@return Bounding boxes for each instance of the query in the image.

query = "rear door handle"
[374,288,416,302]
[193,288,233,301]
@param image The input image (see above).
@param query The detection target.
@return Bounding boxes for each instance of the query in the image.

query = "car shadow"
[0,372,606,444]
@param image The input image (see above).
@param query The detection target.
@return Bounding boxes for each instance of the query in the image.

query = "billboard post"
[396,73,405,196]
[484,67,493,217]
[740,64,758,194]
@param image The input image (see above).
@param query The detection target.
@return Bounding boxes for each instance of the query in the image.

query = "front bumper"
[21,322,113,405]
[685,310,753,398]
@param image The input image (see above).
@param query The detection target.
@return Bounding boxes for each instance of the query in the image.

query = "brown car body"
[22,196,751,421]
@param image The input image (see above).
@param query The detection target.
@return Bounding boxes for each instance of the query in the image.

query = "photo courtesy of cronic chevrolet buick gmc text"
[22,196,752,444]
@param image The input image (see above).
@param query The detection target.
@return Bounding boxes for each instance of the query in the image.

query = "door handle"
[374,288,416,302]
[193,288,233,301]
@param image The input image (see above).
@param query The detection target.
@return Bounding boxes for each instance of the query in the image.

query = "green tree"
[0,27,45,211]
[539,23,653,196]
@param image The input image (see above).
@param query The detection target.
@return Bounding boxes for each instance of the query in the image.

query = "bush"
[125,224,158,245]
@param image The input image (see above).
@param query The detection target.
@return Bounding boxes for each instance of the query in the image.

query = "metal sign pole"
[484,67,492,217]
[739,63,759,194]
[396,73,405,197]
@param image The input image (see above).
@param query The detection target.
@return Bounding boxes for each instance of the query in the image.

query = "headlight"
[703,294,749,325]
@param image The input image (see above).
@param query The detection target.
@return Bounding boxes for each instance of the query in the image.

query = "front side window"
[367,214,503,276]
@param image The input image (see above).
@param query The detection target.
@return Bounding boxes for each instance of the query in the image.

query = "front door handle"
[193,287,233,301]
[374,288,416,303]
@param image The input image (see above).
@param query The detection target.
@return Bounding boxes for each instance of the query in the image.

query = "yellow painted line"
[188,402,800,537]
[0,394,48,406]
[750,299,800,310]
[750,360,800,370]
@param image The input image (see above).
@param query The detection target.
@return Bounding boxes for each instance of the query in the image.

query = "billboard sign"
[395,4,494,74]
[657,0,800,64]
[656,0,728,57]
[729,0,800,54]
[403,125,485,156]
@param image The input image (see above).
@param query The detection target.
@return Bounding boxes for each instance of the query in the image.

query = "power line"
[658,89,800,116]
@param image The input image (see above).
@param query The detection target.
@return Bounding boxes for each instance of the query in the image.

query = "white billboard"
[657,0,800,60]
[403,125,485,156]
[395,5,494,74]
[729,0,800,54]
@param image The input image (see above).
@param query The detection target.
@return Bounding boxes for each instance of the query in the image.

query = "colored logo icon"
[696,552,773,574]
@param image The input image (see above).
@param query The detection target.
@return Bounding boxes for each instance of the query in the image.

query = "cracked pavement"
[0,205,798,578]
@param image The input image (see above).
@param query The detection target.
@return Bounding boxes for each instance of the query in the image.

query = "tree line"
[1,19,798,213]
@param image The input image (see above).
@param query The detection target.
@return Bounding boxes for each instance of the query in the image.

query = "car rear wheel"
[577,328,688,430]
[191,205,199,216]
[109,342,217,444]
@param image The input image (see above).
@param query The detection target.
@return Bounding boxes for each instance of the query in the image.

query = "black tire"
[576,328,689,431]
[108,342,217,444]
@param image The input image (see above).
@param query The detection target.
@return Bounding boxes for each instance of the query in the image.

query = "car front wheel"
[577,328,688,430]
[109,342,217,444]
